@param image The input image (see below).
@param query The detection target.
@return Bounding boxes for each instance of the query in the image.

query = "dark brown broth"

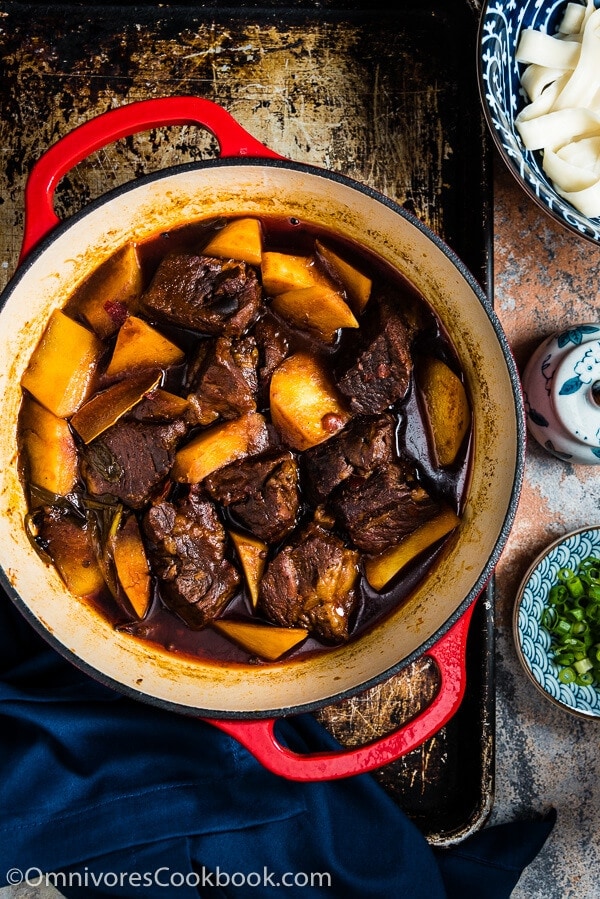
[21,215,471,667]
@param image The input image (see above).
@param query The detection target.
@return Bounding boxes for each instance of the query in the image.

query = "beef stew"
[18,215,471,665]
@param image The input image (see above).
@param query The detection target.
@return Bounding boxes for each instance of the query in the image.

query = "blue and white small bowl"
[514,526,600,718]
[478,0,600,245]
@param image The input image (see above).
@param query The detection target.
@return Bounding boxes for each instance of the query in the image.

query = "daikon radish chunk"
[105,316,185,378]
[315,240,372,313]
[229,530,268,608]
[269,353,350,451]
[112,515,152,619]
[76,243,143,338]
[70,371,162,444]
[34,511,105,597]
[172,412,269,483]
[202,218,263,266]
[261,252,325,295]
[131,388,190,422]
[21,311,104,418]
[20,398,78,496]
[212,619,308,661]
[271,284,359,343]
[364,506,460,591]
[418,357,471,467]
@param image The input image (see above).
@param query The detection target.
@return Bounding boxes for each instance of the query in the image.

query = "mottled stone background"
[489,157,600,899]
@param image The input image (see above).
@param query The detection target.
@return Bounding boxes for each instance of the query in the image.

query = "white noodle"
[543,146,596,191]
[516,107,600,151]
[557,177,600,217]
[557,135,600,173]
[581,0,598,30]
[516,74,569,124]
[521,64,568,101]
[551,9,600,111]
[558,2,586,33]
[515,0,600,218]
[515,29,580,68]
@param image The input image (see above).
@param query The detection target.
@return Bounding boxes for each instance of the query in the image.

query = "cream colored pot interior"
[0,162,522,715]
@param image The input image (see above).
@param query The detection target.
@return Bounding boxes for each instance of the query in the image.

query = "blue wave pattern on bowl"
[479,0,600,242]
[517,529,600,715]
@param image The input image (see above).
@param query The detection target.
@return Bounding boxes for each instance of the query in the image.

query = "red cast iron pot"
[0,97,525,780]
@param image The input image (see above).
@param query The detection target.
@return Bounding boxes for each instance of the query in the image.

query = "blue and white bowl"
[478,0,600,244]
[514,526,600,718]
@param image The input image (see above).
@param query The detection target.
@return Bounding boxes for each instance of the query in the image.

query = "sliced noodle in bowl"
[556,169,600,218]
[543,144,598,193]
[516,75,570,128]
[551,10,600,111]
[558,1,587,33]
[557,134,600,171]
[515,0,600,219]
[521,65,570,102]
[515,28,581,69]
[516,107,600,152]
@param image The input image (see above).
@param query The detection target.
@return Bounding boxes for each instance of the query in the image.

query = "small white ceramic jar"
[522,323,600,465]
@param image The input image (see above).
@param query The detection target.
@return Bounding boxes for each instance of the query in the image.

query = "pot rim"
[0,154,526,718]
[11,155,487,309]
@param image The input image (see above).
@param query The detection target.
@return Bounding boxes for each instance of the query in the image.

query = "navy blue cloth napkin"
[0,598,554,898]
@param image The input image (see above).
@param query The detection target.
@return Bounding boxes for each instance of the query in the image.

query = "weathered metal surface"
[0,0,492,847]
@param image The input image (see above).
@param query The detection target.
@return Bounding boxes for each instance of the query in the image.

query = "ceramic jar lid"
[522,323,600,465]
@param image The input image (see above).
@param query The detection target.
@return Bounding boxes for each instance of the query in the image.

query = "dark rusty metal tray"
[0,0,493,845]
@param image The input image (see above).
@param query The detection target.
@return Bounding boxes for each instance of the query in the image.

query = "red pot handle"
[207,600,476,781]
[20,95,283,262]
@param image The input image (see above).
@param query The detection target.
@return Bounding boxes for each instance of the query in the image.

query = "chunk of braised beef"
[185,335,259,427]
[302,413,396,503]
[330,461,440,555]
[204,450,300,544]
[142,486,239,628]
[258,522,359,643]
[141,253,262,336]
[81,418,187,509]
[336,295,413,413]
[251,312,292,403]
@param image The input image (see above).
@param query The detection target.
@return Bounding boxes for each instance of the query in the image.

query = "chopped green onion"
[567,577,585,598]
[549,584,567,603]
[555,652,574,665]
[558,666,576,684]
[574,657,593,675]
[539,555,600,690]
